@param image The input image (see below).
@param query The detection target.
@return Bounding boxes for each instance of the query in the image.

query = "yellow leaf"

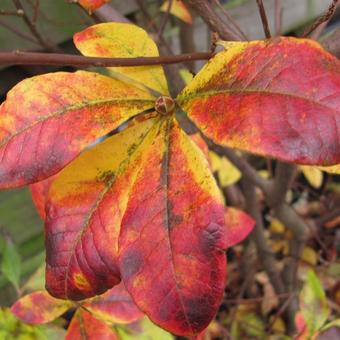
[218,157,242,187]
[269,219,286,234]
[161,1,192,24]
[300,165,323,188]
[318,164,340,174]
[208,151,241,186]
[301,246,318,266]
[74,23,169,95]
[179,68,194,85]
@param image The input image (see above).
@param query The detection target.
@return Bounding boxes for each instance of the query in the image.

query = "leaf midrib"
[178,88,339,113]
[0,97,155,149]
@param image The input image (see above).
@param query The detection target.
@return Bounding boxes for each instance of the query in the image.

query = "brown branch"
[0,51,212,68]
[0,9,24,16]
[256,0,272,38]
[321,27,340,58]
[303,0,339,38]
[12,0,54,51]
[183,0,241,41]
[241,178,285,295]
[211,0,248,40]
[274,0,282,36]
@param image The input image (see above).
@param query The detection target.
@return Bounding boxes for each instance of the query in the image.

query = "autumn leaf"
[44,118,159,300]
[319,164,340,174]
[78,0,110,13]
[83,282,143,324]
[178,38,340,165]
[118,118,226,336]
[300,165,323,189]
[161,1,193,24]
[45,114,226,335]
[222,207,255,248]
[66,309,119,340]
[0,71,155,189]
[74,23,169,95]
[11,291,72,324]
[300,270,330,335]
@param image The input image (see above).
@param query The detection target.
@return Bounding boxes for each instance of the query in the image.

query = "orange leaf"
[78,0,110,13]
[11,291,72,324]
[0,71,154,189]
[161,1,193,24]
[178,38,340,165]
[66,309,118,340]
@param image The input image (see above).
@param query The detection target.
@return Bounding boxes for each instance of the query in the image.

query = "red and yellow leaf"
[118,118,226,336]
[83,282,143,324]
[11,291,72,324]
[45,118,160,300]
[74,23,169,95]
[222,207,255,248]
[66,309,118,340]
[0,71,155,189]
[45,114,226,335]
[78,0,110,13]
[161,1,193,24]
[178,38,340,165]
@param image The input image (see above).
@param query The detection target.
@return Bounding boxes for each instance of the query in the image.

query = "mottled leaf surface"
[74,23,169,95]
[0,71,154,189]
[83,282,143,324]
[178,38,340,165]
[44,118,159,300]
[11,291,72,324]
[222,207,255,248]
[118,118,226,336]
[66,309,118,340]
[45,114,226,335]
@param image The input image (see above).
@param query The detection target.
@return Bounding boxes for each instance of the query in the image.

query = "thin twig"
[0,19,40,45]
[256,0,272,38]
[0,9,24,16]
[303,0,339,37]
[12,0,54,50]
[0,50,213,67]
[274,0,282,36]
[158,0,173,41]
[241,177,285,296]
[211,0,248,40]
[184,0,241,41]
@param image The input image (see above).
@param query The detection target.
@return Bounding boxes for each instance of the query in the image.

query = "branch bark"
[0,51,212,68]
